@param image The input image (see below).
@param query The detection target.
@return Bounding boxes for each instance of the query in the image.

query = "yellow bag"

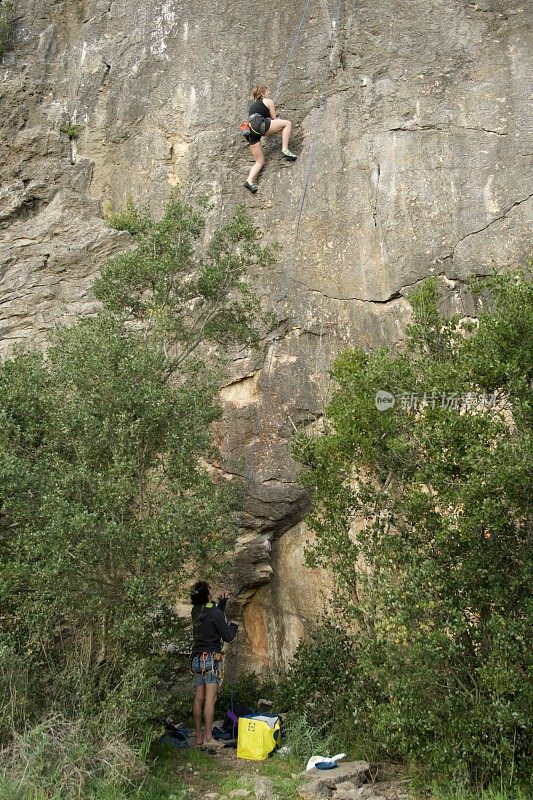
[237,714,281,761]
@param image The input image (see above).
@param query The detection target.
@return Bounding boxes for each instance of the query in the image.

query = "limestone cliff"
[1,0,531,671]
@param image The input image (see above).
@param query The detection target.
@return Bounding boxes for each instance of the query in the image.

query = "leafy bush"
[0,196,271,750]
[293,271,533,787]
[274,623,386,762]
[275,623,355,731]
[60,121,81,140]
[282,713,335,765]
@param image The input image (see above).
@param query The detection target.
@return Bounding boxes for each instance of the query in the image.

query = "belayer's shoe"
[244,180,258,193]
[282,149,297,161]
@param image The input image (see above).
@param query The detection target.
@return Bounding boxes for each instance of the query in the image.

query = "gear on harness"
[240,121,251,142]
[190,650,225,683]
[248,113,269,136]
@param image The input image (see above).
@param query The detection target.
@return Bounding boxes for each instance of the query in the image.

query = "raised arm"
[264,97,276,119]
[213,609,238,643]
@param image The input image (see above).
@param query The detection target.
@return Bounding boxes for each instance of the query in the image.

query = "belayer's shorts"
[191,653,223,686]
[248,116,271,145]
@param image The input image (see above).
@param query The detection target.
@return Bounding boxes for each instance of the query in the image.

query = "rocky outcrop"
[242,522,331,673]
[1,0,531,670]
[299,761,410,800]
[299,762,372,800]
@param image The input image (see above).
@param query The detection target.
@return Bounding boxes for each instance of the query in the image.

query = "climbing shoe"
[282,149,297,161]
[244,181,258,194]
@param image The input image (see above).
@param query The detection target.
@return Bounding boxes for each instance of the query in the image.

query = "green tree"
[293,271,533,786]
[0,195,272,738]
[95,195,271,357]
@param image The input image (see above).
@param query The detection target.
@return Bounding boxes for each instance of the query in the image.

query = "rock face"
[242,522,332,673]
[1,0,531,671]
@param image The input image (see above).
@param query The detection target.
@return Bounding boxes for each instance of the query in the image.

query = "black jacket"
[191,602,238,656]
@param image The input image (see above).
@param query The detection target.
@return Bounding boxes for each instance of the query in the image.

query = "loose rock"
[254,775,274,800]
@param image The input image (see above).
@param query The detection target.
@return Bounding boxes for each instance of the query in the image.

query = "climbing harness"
[248,113,270,136]
[190,651,225,683]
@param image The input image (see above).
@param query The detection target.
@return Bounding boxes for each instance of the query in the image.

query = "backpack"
[159,722,190,749]
[223,704,255,738]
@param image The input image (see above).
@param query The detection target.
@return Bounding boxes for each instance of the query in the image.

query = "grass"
[218,771,253,795]
[172,746,304,800]
[282,713,335,764]
[165,713,337,800]
[2,728,529,800]
[256,757,303,800]
[1,711,529,800]
[0,718,188,800]
[421,789,531,800]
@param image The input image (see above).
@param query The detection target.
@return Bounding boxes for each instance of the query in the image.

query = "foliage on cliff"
[0,196,271,752]
[0,1,14,58]
[289,271,533,787]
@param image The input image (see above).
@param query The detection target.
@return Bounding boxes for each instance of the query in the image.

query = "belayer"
[244,83,297,194]
[190,581,238,747]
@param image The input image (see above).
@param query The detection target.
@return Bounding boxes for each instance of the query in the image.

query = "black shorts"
[248,117,271,145]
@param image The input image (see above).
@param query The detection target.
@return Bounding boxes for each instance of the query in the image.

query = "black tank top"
[248,99,271,119]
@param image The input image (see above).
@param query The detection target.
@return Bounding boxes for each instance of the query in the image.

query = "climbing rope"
[270,0,343,434]
[255,0,344,400]
[279,0,344,301]
[238,0,344,498]
[227,629,240,738]
[273,0,315,102]
[229,0,343,658]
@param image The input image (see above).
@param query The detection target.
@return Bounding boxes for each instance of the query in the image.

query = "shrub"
[275,623,356,731]
[293,270,533,787]
[0,195,271,749]
[0,715,146,799]
[60,121,81,140]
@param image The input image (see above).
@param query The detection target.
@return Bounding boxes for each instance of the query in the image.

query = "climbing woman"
[244,83,297,194]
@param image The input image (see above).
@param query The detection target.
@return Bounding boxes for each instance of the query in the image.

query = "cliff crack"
[372,163,380,228]
[288,268,503,306]
[451,192,533,256]
[221,369,259,389]
[0,294,28,307]
[290,277,403,304]
[387,124,508,136]
[461,126,508,136]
